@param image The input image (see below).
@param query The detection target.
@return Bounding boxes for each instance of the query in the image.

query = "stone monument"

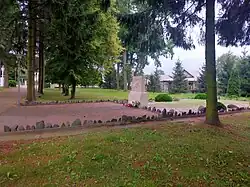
[128,76,148,107]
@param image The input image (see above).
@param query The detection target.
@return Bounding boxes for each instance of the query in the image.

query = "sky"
[144,40,249,77]
[143,2,250,77]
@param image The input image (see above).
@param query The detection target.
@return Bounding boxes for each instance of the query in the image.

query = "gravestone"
[128,76,148,107]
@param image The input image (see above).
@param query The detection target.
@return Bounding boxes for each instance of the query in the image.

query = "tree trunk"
[70,80,76,99]
[205,0,220,125]
[3,62,9,88]
[62,83,65,94]
[64,85,69,96]
[38,18,44,94]
[123,50,127,91]
[32,13,37,100]
[26,0,34,102]
[116,63,120,90]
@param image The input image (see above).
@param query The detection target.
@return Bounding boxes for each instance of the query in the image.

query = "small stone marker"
[71,119,82,127]
[53,124,60,128]
[18,125,25,131]
[46,123,53,128]
[162,108,167,118]
[4,125,11,132]
[36,121,45,129]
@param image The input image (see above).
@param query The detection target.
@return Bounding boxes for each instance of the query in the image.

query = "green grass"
[1,113,250,186]
[0,87,3,92]
[40,88,249,102]
[40,88,197,101]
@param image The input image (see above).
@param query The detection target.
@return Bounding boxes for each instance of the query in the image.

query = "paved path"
[0,88,155,133]
[0,88,26,115]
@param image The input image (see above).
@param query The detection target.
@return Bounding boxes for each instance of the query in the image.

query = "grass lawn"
[0,87,3,92]
[40,88,249,102]
[39,88,198,101]
[0,113,250,186]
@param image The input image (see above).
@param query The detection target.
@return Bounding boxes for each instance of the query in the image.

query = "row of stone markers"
[143,104,249,116]
[3,115,159,132]
[3,106,250,133]
[21,99,129,106]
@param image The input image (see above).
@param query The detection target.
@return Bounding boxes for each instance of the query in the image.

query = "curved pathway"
[0,88,155,133]
[0,88,26,114]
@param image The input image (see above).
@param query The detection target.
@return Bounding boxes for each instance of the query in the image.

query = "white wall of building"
[0,65,4,87]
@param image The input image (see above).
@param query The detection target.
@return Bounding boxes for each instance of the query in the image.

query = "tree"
[227,68,240,96]
[238,55,250,97]
[117,0,174,90]
[217,52,239,95]
[205,0,220,125]
[46,0,122,99]
[0,0,27,88]
[147,69,161,92]
[197,64,206,93]
[171,59,187,93]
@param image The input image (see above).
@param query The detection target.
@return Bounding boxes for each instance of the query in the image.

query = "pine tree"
[227,68,240,96]
[197,64,206,93]
[147,69,161,92]
[171,60,187,93]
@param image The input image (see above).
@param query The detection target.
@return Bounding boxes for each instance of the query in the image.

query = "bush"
[217,102,227,111]
[194,93,207,100]
[8,80,17,87]
[155,94,173,102]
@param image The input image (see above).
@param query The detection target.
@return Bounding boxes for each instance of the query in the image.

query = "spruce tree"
[197,64,206,93]
[227,68,240,96]
[147,69,161,92]
[171,60,187,93]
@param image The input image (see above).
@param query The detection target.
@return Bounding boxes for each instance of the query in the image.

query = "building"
[0,62,5,87]
[160,70,198,92]
[0,58,40,88]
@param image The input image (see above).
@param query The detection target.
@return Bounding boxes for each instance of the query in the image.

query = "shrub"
[194,93,207,100]
[8,80,17,87]
[155,94,173,102]
[217,102,227,111]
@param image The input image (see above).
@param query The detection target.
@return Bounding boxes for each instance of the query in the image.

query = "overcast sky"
[143,3,250,76]
[144,41,249,76]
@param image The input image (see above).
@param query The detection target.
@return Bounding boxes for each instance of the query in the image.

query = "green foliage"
[194,93,207,100]
[102,66,117,89]
[217,102,227,111]
[217,52,239,94]
[117,0,174,76]
[44,83,50,89]
[197,64,206,93]
[217,1,250,46]
[238,55,250,97]
[170,59,188,93]
[45,0,122,98]
[8,80,16,87]
[147,69,161,92]
[227,68,240,96]
[155,94,173,102]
